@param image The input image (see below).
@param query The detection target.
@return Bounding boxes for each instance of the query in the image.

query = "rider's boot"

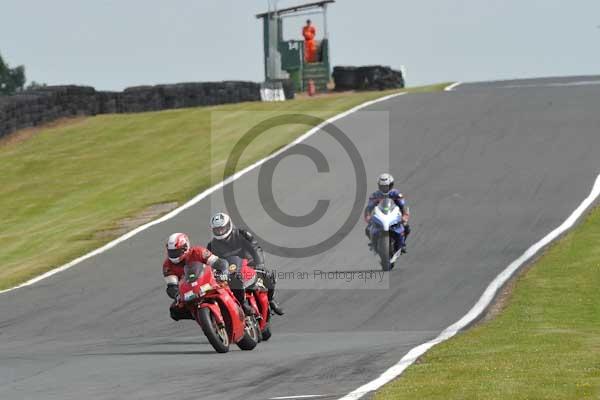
[233,289,255,316]
[402,223,410,254]
[365,225,374,250]
[269,299,284,316]
[268,289,284,316]
[399,234,407,254]
[262,270,284,316]
[242,301,255,317]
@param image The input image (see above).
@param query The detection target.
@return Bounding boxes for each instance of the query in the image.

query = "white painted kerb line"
[270,395,333,400]
[338,173,600,400]
[444,81,462,91]
[0,91,407,295]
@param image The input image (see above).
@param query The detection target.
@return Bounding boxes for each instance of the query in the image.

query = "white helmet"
[210,212,233,240]
[377,173,394,194]
[166,232,191,263]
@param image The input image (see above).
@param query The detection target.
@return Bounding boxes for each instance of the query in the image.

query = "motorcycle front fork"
[370,229,403,252]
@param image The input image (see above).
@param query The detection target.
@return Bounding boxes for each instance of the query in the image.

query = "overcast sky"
[1,0,599,90]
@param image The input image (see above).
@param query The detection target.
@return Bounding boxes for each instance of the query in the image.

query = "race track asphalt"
[1,76,600,400]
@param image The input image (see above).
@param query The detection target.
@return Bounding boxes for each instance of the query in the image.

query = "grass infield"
[376,204,600,399]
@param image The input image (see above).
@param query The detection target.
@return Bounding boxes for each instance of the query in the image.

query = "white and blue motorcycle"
[368,196,405,271]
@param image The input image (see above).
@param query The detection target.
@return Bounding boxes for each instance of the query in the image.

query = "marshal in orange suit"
[302,19,317,63]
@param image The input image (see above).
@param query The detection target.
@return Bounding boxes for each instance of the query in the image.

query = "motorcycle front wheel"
[198,307,230,353]
[379,232,392,271]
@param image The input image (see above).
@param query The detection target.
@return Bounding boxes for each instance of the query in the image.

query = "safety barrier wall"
[0,80,294,139]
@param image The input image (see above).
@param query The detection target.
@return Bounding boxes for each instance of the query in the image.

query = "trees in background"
[27,81,47,90]
[0,53,26,95]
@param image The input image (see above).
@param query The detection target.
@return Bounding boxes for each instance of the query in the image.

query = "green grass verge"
[376,205,600,399]
[0,83,448,290]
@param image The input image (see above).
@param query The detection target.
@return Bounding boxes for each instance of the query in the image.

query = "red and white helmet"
[166,233,191,263]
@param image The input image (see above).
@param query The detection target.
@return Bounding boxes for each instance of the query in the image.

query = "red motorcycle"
[230,257,273,341]
[177,261,259,353]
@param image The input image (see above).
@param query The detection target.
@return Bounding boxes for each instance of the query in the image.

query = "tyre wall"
[0,80,294,139]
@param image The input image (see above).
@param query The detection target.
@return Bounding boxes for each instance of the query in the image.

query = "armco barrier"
[0,80,294,139]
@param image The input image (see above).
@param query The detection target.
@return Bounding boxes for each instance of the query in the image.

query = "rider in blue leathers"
[364,173,411,253]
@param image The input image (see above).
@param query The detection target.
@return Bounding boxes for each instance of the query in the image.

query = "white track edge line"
[339,173,600,400]
[444,81,462,91]
[270,395,332,399]
[0,91,407,295]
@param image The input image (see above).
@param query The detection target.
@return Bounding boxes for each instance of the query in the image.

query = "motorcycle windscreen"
[184,261,206,282]
[378,198,395,215]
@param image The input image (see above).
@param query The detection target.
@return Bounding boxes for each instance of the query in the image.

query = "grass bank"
[0,83,448,290]
[376,204,600,399]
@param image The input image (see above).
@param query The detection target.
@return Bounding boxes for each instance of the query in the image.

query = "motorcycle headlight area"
[183,290,197,302]
[183,283,213,302]
[200,283,213,294]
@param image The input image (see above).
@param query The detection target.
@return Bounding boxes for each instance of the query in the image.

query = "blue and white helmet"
[377,173,394,194]
[210,212,233,240]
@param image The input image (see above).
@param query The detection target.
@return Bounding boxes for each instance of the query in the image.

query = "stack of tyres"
[359,66,405,90]
[332,66,359,91]
[0,80,273,140]
[333,65,405,91]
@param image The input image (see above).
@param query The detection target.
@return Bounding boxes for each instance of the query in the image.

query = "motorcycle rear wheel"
[261,324,272,341]
[198,307,230,353]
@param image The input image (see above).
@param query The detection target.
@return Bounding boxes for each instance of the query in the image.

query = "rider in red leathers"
[162,232,231,320]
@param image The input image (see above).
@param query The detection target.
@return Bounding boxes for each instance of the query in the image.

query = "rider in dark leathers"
[207,212,284,315]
